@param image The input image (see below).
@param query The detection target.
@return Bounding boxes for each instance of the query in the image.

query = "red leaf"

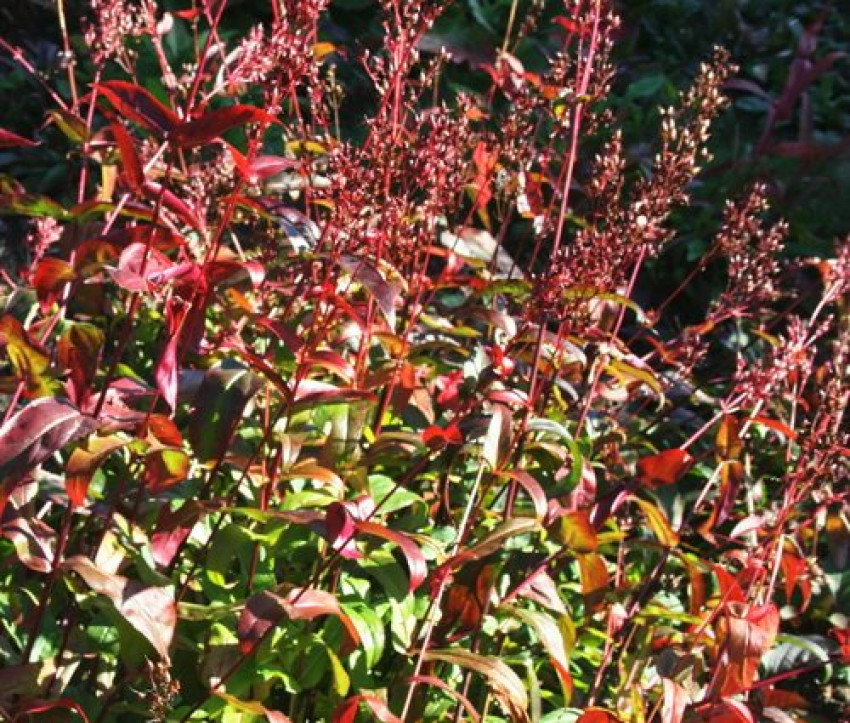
[142,181,206,232]
[333,694,401,723]
[355,520,428,593]
[422,422,463,447]
[61,556,175,660]
[637,448,694,488]
[714,602,779,696]
[97,80,179,135]
[30,257,76,311]
[553,16,592,37]
[0,398,99,513]
[227,145,297,183]
[156,334,179,412]
[779,545,811,610]
[577,709,621,723]
[0,127,39,148]
[325,502,362,559]
[110,120,145,190]
[111,242,173,292]
[170,105,280,148]
[143,413,184,446]
[830,627,850,664]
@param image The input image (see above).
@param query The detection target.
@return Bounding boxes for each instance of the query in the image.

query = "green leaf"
[340,602,386,671]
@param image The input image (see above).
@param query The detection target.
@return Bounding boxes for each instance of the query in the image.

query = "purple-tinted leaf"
[511,568,567,614]
[170,105,280,148]
[238,588,360,655]
[0,398,99,511]
[339,254,401,328]
[61,556,175,660]
[325,502,362,559]
[151,501,206,567]
[97,80,179,135]
[0,127,39,148]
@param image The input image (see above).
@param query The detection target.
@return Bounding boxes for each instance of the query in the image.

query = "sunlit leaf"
[425,649,530,723]
[577,552,609,611]
[238,588,360,655]
[636,449,694,488]
[503,605,573,701]
[661,678,690,723]
[557,510,599,553]
[714,602,779,696]
[0,397,99,513]
[144,448,190,492]
[62,555,175,660]
[332,694,401,723]
[65,434,127,507]
[630,495,679,547]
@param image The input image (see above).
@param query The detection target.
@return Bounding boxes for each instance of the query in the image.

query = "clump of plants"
[0,1,847,722]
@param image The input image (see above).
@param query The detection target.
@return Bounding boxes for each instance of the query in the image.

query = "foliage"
[0,1,848,723]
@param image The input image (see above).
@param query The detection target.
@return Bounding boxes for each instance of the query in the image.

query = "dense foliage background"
[0,1,847,722]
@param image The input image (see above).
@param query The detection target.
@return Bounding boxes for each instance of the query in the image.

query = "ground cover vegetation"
[0,0,848,721]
